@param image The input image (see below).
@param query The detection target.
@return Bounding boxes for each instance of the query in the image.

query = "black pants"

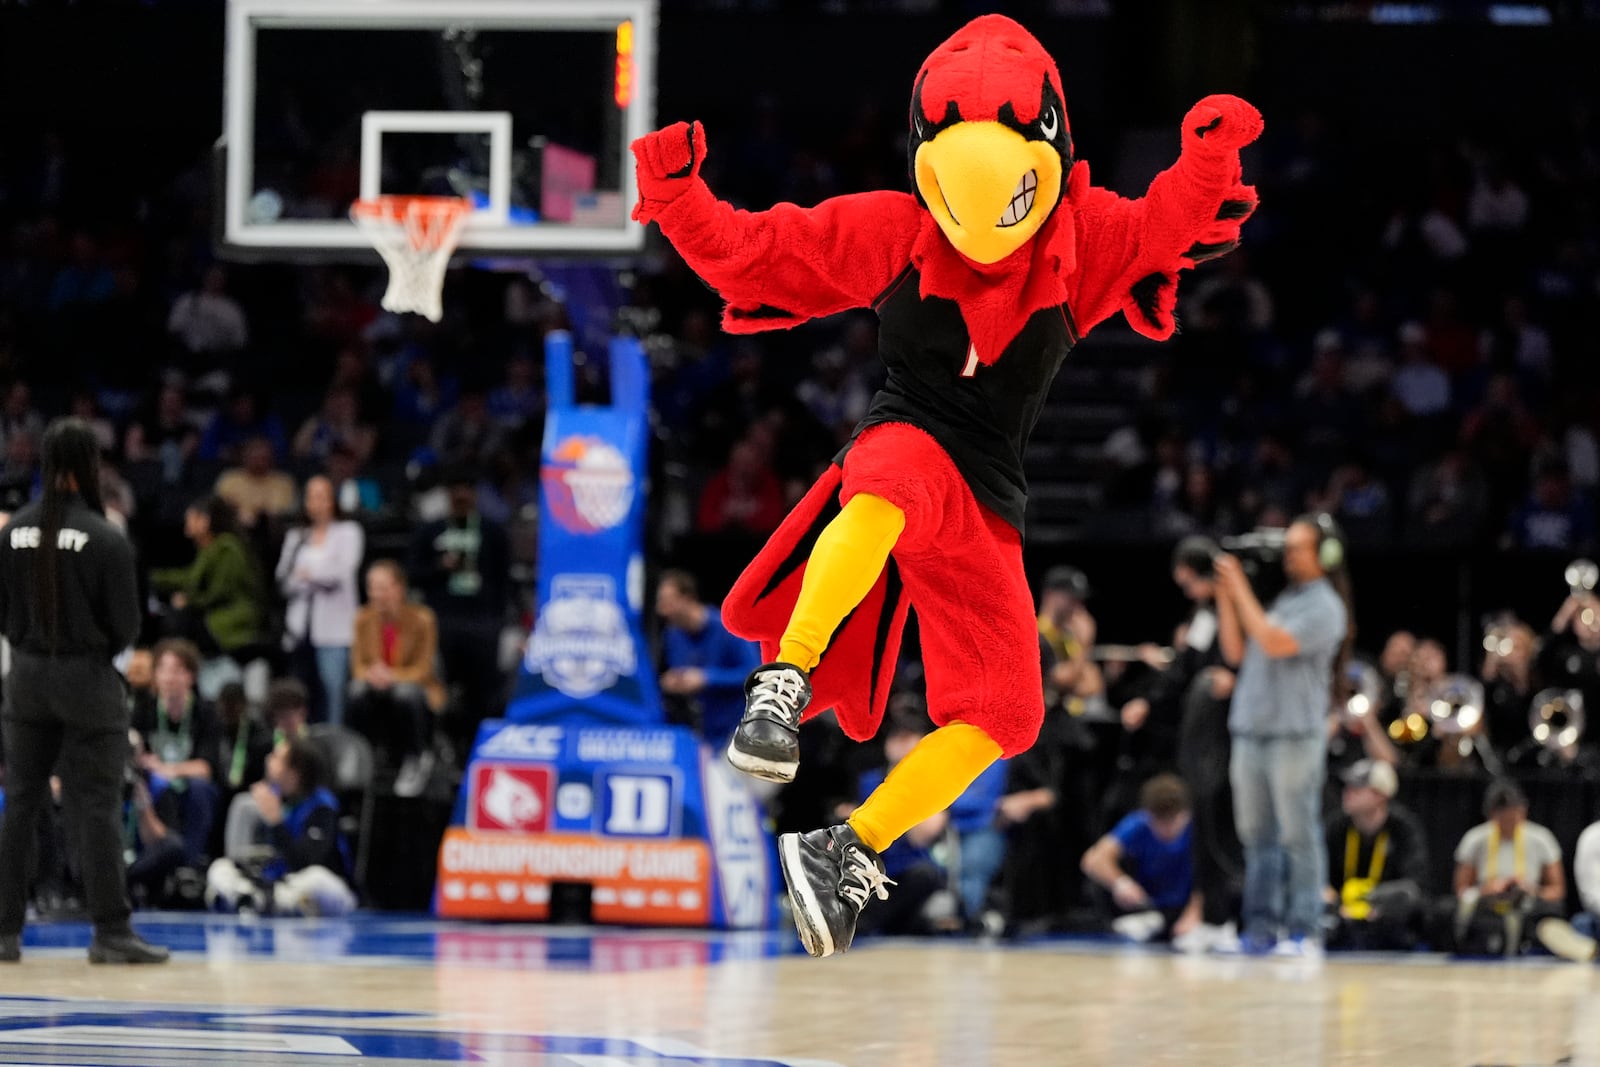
[0,655,134,937]
[347,682,432,764]
[437,621,504,725]
[1177,674,1243,926]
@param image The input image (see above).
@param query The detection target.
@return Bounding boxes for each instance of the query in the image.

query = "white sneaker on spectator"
[1207,923,1245,955]
[1271,936,1323,960]
[1174,921,1226,955]
[1112,911,1166,943]
[1536,918,1598,963]
[394,752,434,797]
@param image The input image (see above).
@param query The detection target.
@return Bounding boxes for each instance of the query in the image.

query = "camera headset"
[1298,512,1346,574]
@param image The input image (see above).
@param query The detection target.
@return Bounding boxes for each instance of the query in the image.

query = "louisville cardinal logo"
[472,765,552,833]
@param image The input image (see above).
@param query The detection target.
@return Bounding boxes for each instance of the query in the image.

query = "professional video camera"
[1214,528,1289,603]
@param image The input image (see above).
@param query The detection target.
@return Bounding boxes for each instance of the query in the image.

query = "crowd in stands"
[4,12,1600,955]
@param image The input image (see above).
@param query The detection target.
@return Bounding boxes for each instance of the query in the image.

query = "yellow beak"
[914,121,1062,264]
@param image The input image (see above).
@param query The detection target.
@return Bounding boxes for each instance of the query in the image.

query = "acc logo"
[476,725,565,761]
[541,435,634,534]
[526,575,637,699]
[470,764,552,833]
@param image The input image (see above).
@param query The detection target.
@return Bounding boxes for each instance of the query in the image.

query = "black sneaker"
[0,935,18,963]
[778,824,895,958]
[727,663,811,783]
[88,931,170,965]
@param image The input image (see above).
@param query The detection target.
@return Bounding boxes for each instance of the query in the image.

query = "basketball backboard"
[219,0,655,259]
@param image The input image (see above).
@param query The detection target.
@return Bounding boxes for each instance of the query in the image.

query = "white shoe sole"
[1536,918,1598,963]
[779,833,835,958]
[726,743,797,783]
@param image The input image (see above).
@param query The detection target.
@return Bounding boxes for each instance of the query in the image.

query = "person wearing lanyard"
[132,640,222,867]
[1323,759,1430,951]
[1452,778,1567,956]
[0,418,168,963]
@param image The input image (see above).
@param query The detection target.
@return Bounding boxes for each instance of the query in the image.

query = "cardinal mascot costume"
[632,14,1261,956]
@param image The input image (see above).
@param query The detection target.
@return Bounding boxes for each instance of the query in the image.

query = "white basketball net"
[350,196,471,323]
[567,467,634,529]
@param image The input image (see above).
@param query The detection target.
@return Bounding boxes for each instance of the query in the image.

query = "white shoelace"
[748,668,806,728]
[839,847,896,912]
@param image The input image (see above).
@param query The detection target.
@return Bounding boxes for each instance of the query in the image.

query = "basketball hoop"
[350,195,472,323]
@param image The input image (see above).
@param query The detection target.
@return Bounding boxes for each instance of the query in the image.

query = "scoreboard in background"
[435,721,775,929]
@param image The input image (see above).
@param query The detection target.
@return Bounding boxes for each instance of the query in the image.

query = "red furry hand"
[1182,95,1264,155]
[630,120,706,222]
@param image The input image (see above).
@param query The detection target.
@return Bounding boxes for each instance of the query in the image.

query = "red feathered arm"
[632,121,923,333]
[1065,95,1263,340]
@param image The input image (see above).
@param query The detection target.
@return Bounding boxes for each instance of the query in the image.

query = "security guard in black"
[0,417,167,963]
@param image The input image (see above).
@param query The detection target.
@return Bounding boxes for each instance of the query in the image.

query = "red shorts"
[839,423,1044,757]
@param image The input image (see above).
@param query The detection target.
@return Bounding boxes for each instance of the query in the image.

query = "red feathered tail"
[721,466,910,744]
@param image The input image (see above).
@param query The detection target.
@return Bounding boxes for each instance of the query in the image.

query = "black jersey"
[844,264,1078,532]
[0,494,141,658]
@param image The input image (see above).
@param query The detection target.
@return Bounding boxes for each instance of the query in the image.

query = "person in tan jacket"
[348,560,445,797]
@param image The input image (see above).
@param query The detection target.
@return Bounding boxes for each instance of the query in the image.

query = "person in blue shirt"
[656,570,762,748]
[845,710,959,938]
[1216,514,1351,958]
[948,758,1009,923]
[205,736,354,917]
[1080,774,1199,943]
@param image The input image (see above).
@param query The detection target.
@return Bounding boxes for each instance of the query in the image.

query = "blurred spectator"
[0,382,43,455]
[655,569,761,748]
[265,678,311,745]
[695,435,787,536]
[215,436,297,532]
[199,388,288,465]
[206,736,354,917]
[325,442,384,516]
[429,388,504,469]
[948,758,1009,926]
[123,732,188,909]
[1531,816,1600,962]
[1312,458,1393,546]
[1324,759,1430,951]
[1480,617,1539,762]
[124,381,198,476]
[1406,447,1489,545]
[844,713,960,937]
[0,430,38,512]
[68,391,115,454]
[211,682,271,795]
[293,386,376,467]
[277,476,365,727]
[167,265,248,357]
[1037,566,1104,715]
[131,639,221,866]
[152,496,268,662]
[1390,322,1452,419]
[392,357,456,437]
[1538,590,1600,729]
[408,468,510,726]
[1505,460,1594,551]
[350,560,446,797]
[1079,774,1199,944]
[797,346,871,445]
[487,353,543,432]
[1452,779,1566,956]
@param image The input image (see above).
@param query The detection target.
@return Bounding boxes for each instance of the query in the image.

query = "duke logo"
[542,435,634,534]
[526,575,637,699]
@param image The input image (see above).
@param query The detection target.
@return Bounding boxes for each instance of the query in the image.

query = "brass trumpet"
[1341,659,1388,725]
[1528,687,1585,760]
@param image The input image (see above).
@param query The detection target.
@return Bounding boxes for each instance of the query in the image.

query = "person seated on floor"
[124,732,190,909]
[206,736,355,917]
[1452,779,1567,956]
[837,710,962,938]
[1324,759,1430,951]
[132,639,222,868]
[349,560,446,797]
[1080,774,1201,943]
[1533,814,1600,963]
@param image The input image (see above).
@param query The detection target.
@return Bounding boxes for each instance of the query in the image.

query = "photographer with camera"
[1214,515,1352,957]
[0,419,167,963]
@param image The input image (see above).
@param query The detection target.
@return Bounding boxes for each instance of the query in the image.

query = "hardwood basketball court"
[0,916,1593,1066]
